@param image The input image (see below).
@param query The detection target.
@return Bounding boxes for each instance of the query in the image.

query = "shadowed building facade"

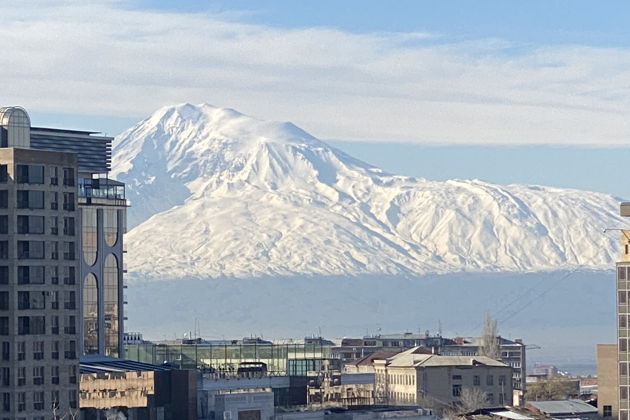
[619,203,630,420]
[0,106,127,419]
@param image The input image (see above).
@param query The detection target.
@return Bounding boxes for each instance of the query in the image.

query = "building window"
[104,254,120,356]
[63,241,75,260]
[604,405,613,417]
[0,267,7,285]
[82,208,97,265]
[452,384,462,397]
[51,366,59,384]
[17,215,44,234]
[487,393,494,404]
[498,375,506,385]
[104,208,118,246]
[0,293,7,311]
[33,341,44,360]
[62,192,75,211]
[0,165,6,183]
[17,241,45,259]
[50,191,58,210]
[65,340,77,360]
[452,375,462,380]
[51,341,59,360]
[50,241,58,260]
[63,217,75,236]
[69,365,77,384]
[50,216,58,235]
[64,291,76,310]
[63,266,75,285]
[622,386,629,401]
[17,190,44,209]
[33,391,44,410]
[51,315,59,334]
[64,316,76,335]
[50,166,58,185]
[0,367,7,387]
[32,366,44,386]
[2,342,9,360]
[17,367,25,386]
[0,318,7,336]
[16,342,25,360]
[16,165,44,184]
[84,273,99,354]
[48,266,58,284]
[18,316,45,335]
[620,266,627,280]
[17,392,25,412]
[17,266,45,284]
[0,191,6,209]
[621,339,628,353]
[622,363,628,376]
[0,216,6,234]
[50,292,59,310]
[63,168,75,187]
[69,390,77,408]
[2,392,9,412]
[0,242,7,259]
[487,375,494,386]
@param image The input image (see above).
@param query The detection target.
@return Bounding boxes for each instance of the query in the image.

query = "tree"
[458,387,489,413]
[526,377,579,401]
[479,313,500,360]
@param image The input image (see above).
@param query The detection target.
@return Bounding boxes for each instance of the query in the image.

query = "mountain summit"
[112,103,623,279]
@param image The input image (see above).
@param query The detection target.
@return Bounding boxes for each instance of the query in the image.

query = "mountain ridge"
[112,103,624,280]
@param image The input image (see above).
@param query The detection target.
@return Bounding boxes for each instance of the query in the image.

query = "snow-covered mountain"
[112,103,624,280]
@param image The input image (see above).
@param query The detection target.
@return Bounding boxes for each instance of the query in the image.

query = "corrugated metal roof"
[527,400,596,414]
[490,410,534,420]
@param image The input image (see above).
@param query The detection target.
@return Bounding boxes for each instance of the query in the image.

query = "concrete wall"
[598,344,618,419]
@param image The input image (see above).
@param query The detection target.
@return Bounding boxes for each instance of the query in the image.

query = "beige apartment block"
[598,344,618,419]
[618,202,630,420]
[373,347,513,411]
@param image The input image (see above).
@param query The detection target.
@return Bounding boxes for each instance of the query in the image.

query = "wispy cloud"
[2,1,630,144]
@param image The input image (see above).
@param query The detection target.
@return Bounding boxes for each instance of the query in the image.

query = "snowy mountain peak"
[112,103,624,279]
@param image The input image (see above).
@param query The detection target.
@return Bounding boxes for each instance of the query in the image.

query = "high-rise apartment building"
[0,106,126,419]
[618,202,630,420]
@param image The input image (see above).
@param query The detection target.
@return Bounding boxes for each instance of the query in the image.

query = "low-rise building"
[373,347,513,411]
[79,356,197,419]
[526,400,598,420]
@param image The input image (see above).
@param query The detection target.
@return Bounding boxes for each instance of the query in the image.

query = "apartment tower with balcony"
[0,106,127,419]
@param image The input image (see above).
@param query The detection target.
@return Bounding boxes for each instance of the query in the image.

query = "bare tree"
[479,313,500,360]
[458,387,488,413]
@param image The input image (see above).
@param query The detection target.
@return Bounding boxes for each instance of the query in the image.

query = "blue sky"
[130,0,630,46]
[5,0,630,197]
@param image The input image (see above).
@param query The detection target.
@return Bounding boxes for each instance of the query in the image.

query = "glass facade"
[124,342,332,374]
[104,208,118,247]
[104,254,119,357]
[83,273,98,354]
[82,208,97,265]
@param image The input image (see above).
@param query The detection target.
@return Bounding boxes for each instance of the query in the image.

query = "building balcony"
[79,177,128,206]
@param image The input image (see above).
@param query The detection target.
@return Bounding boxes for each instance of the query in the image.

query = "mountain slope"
[112,103,624,280]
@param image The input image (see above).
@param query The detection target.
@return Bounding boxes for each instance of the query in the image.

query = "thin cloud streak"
[1,1,630,144]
